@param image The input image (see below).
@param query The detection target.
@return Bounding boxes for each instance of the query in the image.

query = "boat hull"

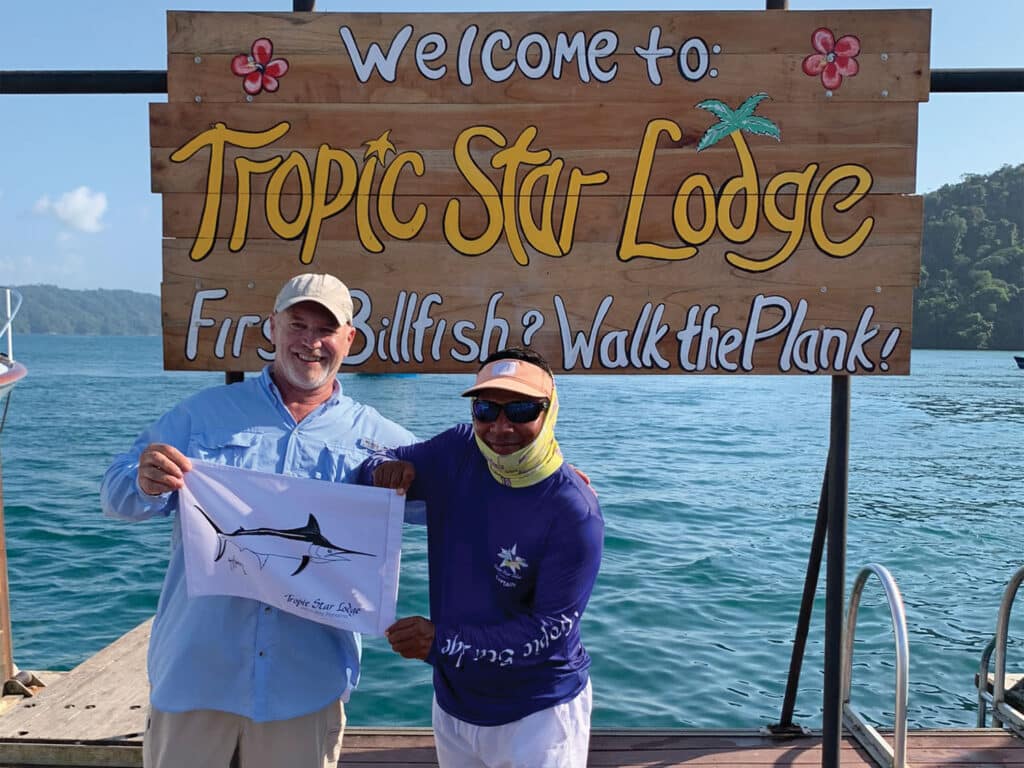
[0,359,27,399]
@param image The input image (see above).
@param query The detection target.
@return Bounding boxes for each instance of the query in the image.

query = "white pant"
[431,680,592,768]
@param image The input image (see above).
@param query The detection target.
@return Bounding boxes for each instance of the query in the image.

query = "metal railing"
[0,289,23,362]
[976,565,1024,735]
[841,564,910,768]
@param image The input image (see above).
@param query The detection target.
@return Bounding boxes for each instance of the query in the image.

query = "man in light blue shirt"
[101,273,415,768]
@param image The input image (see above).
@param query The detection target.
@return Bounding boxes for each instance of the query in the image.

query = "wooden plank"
[980,672,1024,690]
[0,725,1022,767]
[165,11,930,104]
[160,227,922,296]
[0,621,150,742]
[161,237,922,286]
[905,728,1024,748]
[165,10,929,72]
[157,190,923,246]
[906,729,1024,768]
[167,11,932,56]
[168,51,929,105]
[0,732,871,768]
[0,741,141,767]
[149,101,921,152]
[160,272,915,375]
[152,145,918,197]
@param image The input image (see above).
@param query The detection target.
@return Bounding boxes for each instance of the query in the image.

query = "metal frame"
[4,68,1023,95]
[976,565,1024,737]
[1,291,22,363]
[841,564,910,768]
[0,288,25,686]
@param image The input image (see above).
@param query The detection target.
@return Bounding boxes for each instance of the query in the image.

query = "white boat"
[0,288,26,401]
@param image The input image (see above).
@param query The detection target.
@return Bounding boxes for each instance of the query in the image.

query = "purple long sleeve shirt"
[361,423,603,726]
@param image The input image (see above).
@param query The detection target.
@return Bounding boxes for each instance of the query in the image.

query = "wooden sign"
[151,10,930,374]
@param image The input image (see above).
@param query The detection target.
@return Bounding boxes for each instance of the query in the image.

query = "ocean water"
[0,335,1021,731]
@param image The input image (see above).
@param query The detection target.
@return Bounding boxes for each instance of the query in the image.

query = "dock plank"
[0,620,151,742]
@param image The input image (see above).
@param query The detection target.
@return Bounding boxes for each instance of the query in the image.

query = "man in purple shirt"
[363,347,603,768]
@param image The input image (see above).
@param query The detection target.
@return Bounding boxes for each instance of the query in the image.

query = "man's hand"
[373,460,415,496]
[385,616,435,660]
[569,463,596,495]
[138,443,192,496]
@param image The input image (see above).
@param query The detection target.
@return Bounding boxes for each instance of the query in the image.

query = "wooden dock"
[0,620,1021,767]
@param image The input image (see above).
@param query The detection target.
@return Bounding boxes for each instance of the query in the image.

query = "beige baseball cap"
[273,273,353,326]
[461,359,554,399]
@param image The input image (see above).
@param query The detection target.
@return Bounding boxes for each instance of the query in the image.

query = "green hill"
[916,163,1024,350]
[12,285,161,336]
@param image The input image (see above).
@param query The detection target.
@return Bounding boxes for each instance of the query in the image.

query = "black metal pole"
[0,70,166,94]
[822,376,850,768]
[773,460,830,732]
[931,69,1024,92]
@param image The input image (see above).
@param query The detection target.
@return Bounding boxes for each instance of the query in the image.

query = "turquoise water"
[1,336,1021,730]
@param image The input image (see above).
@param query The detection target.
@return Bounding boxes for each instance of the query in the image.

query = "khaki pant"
[143,700,345,768]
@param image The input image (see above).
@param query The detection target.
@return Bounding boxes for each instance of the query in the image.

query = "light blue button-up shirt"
[101,367,416,722]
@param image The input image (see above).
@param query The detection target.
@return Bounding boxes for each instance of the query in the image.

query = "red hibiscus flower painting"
[231,38,289,96]
[801,28,860,91]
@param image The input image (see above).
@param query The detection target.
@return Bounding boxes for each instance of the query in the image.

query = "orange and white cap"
[461,359,553,399]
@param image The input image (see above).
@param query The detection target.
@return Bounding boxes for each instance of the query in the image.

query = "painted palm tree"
[693,93,782,255]
[695,92,781,154]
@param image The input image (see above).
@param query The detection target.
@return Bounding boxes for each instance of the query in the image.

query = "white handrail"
[989,565,1024,731]
[841,563,910,768]
[0,288,23,362]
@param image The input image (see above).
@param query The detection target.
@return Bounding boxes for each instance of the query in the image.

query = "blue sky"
[1,0,1021,294]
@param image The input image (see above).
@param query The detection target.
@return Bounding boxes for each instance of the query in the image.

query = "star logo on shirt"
[496,545,528,580]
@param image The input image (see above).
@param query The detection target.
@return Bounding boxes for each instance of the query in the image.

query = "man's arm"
[358,428,464,524]
[101,408,192,522]
[393,497,604,670]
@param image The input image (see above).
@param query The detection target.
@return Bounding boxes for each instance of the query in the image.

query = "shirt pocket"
[189,430,267,470]
[296,439,364,483]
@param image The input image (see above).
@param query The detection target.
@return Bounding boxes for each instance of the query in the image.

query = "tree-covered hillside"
[916,163,1023,350]
[11,285,161,336]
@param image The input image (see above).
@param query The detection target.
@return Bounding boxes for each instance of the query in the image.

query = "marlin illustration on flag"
[194,504,374,576]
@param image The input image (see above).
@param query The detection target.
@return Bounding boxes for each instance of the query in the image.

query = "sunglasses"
[471,399,549,424]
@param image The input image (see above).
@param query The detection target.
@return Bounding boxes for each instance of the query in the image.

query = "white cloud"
[33,186,108,233]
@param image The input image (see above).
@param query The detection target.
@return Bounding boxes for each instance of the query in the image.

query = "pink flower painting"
[231,38,289,96]
[801,28,860,91]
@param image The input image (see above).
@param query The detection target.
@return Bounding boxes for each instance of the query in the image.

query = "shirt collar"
[259,366,343,413]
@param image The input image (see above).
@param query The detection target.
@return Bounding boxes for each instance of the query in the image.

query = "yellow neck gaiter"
[474,388,564,488]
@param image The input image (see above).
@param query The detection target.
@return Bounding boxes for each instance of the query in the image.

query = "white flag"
[179,461,404,635]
